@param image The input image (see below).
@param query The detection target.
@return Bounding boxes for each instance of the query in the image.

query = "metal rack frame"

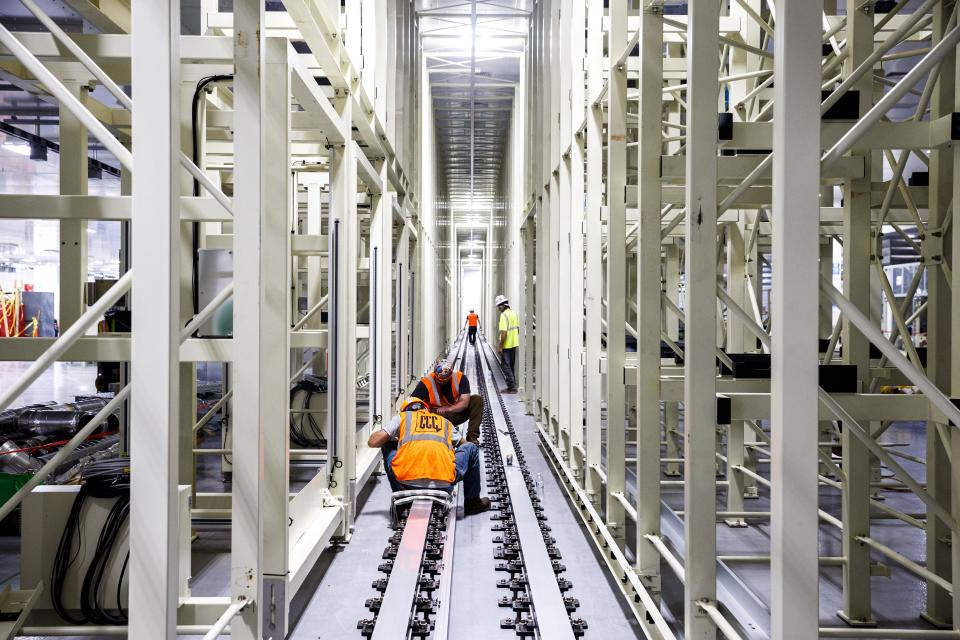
[521,1,960,638]
[0,0,450,637]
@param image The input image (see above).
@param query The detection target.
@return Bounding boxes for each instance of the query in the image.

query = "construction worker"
[465,309,480,345]
[368,398,491,515]
[494,294,520,393]
[412,359,483,444]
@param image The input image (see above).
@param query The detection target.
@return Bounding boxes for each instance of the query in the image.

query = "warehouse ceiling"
[417,0,529,244]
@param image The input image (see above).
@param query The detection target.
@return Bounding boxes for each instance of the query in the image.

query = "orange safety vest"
[467,312,479,327]
[420,371,464,408]
[391,409,456,486]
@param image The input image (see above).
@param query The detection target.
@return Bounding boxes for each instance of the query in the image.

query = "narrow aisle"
[481,340,643,639]
[447,341,509,639]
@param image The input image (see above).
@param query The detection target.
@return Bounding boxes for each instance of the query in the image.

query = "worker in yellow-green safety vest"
[494,294,520,393]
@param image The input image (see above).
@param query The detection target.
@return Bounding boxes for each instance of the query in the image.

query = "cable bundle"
[51,457,130,624]
[290,377,327,448]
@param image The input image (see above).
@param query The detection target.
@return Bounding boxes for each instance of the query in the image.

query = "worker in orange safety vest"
[410,359,483,444]
[368,397,490,515]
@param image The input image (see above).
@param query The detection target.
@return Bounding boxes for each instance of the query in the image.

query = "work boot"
[464,496,491,515]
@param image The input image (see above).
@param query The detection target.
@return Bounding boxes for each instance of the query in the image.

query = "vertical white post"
[557,0,572,451]
[522,224,535,412]
[371,186,393,426]
[664,243,682,478]
[927,2,956,628]
[397,221,410,391]
[635,4,663,588]
[605,0,628,549]
[330,100,358,532]
[684,0,719,636]
[839,0,874,625]
[59,81,88,330]
[568,0,586,473]
[129,0,179,636]
[770,2,822,637]
[232,1,292,633]
[583,0,604,504]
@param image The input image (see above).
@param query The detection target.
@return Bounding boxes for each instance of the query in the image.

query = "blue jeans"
[381,441,482,501]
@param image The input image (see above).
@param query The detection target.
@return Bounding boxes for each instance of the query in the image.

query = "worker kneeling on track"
[368,397,491,516]
[412,359,483,444]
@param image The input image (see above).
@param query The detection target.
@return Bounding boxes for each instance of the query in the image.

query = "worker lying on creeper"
[368,397,491,515]
[411,359,483,444]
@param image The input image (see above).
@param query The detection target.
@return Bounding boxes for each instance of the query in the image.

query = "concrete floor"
[288,341,641,639]
[0,361,946,639]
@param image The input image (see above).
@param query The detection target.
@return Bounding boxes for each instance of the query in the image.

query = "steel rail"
[477,339,581,640]
[370,500,433,640]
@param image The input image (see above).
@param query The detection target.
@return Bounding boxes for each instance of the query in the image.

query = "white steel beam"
[231,1,292,634]
[635,4,663,591]
[556,0,572,452]
[128,0,180,636]
[58,82,88,331]
[370,185,393,429]
[769,2,822,637]
[839,0,875,624]
[926,2,957,627]
[584,0,604,506]
[683,0,720,636]
[605,0,628,550]
[568,0,586,473]
[329,98,359,533]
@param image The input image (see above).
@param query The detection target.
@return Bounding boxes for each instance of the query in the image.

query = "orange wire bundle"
[0,285,32,337]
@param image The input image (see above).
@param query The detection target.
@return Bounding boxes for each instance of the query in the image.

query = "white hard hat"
[494,294,508,307]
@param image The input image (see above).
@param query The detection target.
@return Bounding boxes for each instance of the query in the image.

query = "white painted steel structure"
[523,1,960,639]
[1,0,960,638]
[0,0,439,636]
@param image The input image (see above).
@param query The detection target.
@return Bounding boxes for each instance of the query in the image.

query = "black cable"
[289,379,327,448]
[190,74,234,316]
[51,491,87,624]
[51,459,130,624]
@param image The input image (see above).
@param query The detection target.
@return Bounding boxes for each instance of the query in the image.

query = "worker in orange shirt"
[465,309,480,345]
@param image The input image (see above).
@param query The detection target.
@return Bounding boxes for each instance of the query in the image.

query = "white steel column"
[605,0,628,549]
[927,2,956,627]
[664,242,681,478]
[397,221,411,392]
[584,0,604,505]
[568,0,586,474]
[371,187,393,429]
[839,0,874,624]
[522,223,535,412]
[769,2,822,637]
[329,99,358,532]
[545,0,559,423]
[683,0,720,636]
[58,81,88,330]
[556,0,572,451]
[129,0,179,636]
[232,0,292,631]
[635,4,663,589]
